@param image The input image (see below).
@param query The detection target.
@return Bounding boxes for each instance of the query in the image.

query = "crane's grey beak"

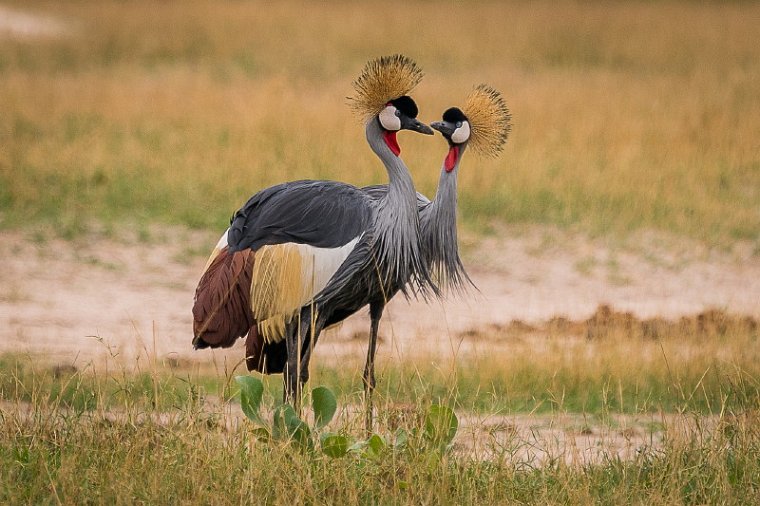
[401,116,434,135]
[430,121,455,137]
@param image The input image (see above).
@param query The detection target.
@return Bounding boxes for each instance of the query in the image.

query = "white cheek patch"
[451,121,471,144]
[378,105,402,131]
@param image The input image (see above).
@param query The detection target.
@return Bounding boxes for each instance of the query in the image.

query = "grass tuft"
[1,345,759,504]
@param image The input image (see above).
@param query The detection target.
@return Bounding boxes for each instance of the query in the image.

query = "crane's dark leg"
[284,305,326,412]
[296,305,328,388]
[364,302,384,432]
[283,320,303,409]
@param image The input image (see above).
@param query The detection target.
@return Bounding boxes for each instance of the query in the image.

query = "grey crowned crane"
[192,55,435,408]
[357,85,510,426]
[420,85,512,289]
[365,84,511,292]
[360,85,510,428]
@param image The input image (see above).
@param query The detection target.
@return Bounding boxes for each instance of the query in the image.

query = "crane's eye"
[395,109,401,117]
[456,121,462,128]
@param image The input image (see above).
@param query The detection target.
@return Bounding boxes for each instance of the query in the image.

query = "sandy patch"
[0,227,758,367]
[0,4,72,39]
[0,393,727,466]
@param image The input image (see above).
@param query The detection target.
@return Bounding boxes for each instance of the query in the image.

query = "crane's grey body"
[193,54,437,419]
[195,114,434,404]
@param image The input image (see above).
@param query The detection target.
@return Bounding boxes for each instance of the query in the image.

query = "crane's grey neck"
[365,119,415,194]
[422,145,474,293]
[366,119,432,299]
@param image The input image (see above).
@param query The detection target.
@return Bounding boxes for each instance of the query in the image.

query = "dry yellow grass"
[1,0,758,247]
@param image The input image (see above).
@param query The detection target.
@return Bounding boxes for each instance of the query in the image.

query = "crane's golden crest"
[349,54,424,122]
[463,84,512,157]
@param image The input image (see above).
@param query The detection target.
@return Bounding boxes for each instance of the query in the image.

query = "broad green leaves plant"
[273,403,312,450]
[320,433,350,458]
[237,375,265,426]
[311,386,337,430]
[235,376,347,456]
[235,376,459,458]
[424,404,458,451]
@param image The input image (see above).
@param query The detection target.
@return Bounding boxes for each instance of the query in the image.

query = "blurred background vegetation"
[1,0,758,249]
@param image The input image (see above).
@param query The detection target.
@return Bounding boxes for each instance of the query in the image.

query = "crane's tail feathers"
[192,247,255,349]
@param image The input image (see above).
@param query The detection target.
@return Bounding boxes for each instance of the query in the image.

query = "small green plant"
[235,376,459,458]
[423,404,458,451]
[236,376,346,455]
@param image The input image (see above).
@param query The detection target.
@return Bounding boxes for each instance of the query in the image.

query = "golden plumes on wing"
[348,54,424,122]
[463,84,512,157]
[251,244,309,343]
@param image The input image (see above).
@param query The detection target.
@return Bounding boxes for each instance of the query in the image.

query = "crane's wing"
[229,180,372,251]
[362,183,431,209]
[193,180,375,354]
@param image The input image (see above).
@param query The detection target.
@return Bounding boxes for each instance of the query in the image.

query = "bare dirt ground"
[1,226,757,366]
[0,4,73,39]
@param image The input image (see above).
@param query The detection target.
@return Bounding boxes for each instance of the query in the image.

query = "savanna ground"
[1,1,759,503]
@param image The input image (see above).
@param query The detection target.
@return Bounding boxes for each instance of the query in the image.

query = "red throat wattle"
[383,130,401,156]
[444,145,460,172]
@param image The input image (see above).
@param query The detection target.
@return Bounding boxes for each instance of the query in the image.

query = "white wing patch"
[252,236,361,343]
[202,228,230,272]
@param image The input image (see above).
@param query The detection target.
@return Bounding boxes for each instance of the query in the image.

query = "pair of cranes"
[192,55,511,427]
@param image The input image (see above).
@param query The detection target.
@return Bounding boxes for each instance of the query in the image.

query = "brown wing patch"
[192,247,255,349]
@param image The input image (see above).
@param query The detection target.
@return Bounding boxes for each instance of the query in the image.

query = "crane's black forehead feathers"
[389,96,419,119]
[442,107,468,123]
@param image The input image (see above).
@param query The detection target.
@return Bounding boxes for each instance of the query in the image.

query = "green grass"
[4,414,758,504]
[2,309,757,416]
[311,360,759,416]
[1,351,759,504]
[1,0,758,250]
[1,310,758,503]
